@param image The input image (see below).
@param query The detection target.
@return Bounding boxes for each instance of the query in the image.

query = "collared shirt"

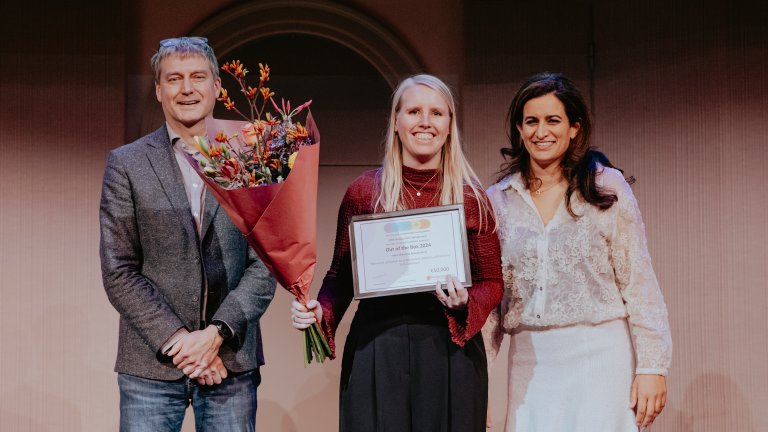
[486,167,672,375]
[167,125,206,235]
[159,124,235,354]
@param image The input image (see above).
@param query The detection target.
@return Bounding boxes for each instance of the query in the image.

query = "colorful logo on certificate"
[384,219,431,233]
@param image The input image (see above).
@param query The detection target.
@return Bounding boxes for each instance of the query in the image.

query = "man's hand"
[194,355,229,386]
[167,326,223,378]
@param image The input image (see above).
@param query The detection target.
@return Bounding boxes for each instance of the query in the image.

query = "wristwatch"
[211,320,233,341]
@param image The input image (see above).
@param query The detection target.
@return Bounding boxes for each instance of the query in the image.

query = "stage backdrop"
[0,1,766,431]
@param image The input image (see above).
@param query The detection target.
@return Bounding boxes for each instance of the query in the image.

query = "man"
[100,36,276,431]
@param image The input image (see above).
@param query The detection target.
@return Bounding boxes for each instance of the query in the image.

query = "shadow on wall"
[257,400,298,431]
[258,358,338,431]
[666,373,754,431]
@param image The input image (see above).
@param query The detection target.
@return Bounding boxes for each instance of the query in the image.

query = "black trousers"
[339,296,488,432]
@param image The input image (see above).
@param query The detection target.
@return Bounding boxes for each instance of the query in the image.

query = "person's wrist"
[206,324,224,346]
[210,320,233,343]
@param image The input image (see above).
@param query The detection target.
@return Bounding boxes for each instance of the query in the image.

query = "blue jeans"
[118,369,260,432]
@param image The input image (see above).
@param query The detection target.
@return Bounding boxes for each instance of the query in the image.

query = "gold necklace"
[403,171,439,197]
[533,180,564,195]
[403,183,440,208]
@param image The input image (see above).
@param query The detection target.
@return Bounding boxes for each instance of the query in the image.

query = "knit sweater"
[317,166,503,358]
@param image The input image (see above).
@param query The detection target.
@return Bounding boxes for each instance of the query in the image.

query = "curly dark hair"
[498,72,631,217]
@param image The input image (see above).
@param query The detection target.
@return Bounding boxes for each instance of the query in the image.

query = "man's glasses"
[159,36,209,48]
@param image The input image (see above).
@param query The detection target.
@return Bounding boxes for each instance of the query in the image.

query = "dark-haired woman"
[483,72,672,431]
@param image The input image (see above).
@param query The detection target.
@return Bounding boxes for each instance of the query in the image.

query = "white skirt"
[504,318,639,432]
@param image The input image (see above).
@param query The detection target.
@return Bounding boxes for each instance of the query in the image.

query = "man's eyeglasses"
[159,37,209,48]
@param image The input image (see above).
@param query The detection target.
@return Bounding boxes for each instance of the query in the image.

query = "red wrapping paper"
[189,113,321,305]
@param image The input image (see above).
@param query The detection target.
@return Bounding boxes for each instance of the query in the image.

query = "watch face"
[214,322,231,340]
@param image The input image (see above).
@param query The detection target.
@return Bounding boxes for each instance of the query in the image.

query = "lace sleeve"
[481,183,524,365]
[443,189,503,346]
[607,170,672,375]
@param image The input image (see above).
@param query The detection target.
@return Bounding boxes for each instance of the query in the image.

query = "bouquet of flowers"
[186,60,330,365]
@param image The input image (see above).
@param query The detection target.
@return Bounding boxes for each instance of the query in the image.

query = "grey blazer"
[99,126,276,380]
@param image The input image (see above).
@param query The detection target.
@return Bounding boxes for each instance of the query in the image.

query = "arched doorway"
[213,33,393,166]
[139,0,424,160]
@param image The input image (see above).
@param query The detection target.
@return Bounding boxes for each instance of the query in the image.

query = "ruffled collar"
[496,172,525,195]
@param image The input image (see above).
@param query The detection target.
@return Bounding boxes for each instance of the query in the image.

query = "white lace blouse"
[484,167,672,375]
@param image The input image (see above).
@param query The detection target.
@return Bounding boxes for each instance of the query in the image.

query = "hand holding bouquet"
[186,60,330,365]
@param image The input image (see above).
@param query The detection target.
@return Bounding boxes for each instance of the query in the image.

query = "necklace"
[403,183,440,208]
[403,171,439,197]
[533,179,564,195]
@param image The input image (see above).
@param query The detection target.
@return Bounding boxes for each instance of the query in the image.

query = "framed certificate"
[349,204,472,299]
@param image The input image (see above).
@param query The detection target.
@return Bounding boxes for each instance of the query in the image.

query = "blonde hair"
[375,74,492,227]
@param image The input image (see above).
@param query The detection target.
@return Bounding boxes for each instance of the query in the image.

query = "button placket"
[533,232,548,319]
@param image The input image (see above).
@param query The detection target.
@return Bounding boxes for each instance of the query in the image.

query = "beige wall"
[0,51,125,430]
[592,2,768,430]
[1,0,766,431]
[464,1,768,431]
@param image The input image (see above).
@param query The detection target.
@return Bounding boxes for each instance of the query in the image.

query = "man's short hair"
[150,37,219,83]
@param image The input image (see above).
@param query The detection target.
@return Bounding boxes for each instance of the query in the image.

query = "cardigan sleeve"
[316,173,376,358]
[443,190,504,347]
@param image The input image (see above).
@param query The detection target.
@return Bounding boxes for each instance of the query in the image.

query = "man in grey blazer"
[100,36,276,431]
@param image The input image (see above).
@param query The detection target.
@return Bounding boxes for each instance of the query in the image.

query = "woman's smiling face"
[517,92,580,169]
[395,84,451,169]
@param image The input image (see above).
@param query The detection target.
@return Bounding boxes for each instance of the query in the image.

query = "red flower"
[218,88,235,110]
[260,87,274,100]
[259,63,270,83]
[209,145,224,158]
[246,86,258,101]
[219,158,242,180]
[215,131,229,143]
[222,60,248,79]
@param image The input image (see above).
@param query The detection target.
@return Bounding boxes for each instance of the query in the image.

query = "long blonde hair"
[375,74,491,227]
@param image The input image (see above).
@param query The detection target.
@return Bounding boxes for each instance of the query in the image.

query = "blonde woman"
[291,74,503,431]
